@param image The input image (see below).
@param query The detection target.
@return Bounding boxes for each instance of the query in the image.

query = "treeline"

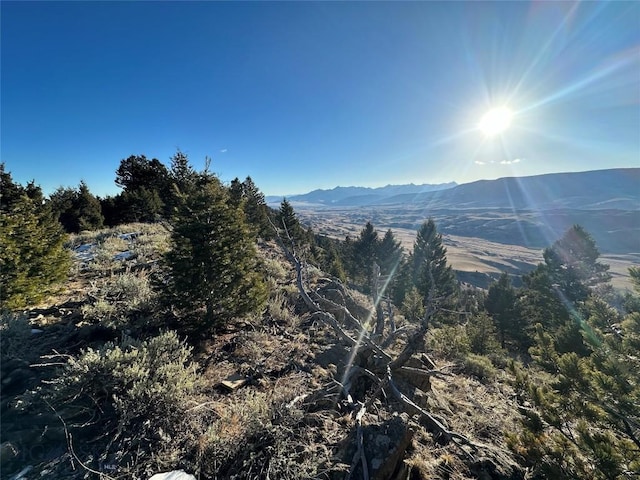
[13,152,273,235]
[0,153,273,311]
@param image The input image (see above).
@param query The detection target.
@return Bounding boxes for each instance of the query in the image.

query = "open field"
[296,206,639,291]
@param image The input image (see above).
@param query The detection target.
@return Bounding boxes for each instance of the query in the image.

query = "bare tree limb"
[386,368,481,461]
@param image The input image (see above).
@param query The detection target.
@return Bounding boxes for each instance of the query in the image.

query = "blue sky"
[2,1,638,197]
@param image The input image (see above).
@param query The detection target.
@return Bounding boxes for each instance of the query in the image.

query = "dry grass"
[406,372,521,479]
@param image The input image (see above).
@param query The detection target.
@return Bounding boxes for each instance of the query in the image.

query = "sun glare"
[479,107,513,136]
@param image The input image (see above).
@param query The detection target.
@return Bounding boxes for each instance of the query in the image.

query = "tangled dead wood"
[269,224,504,477]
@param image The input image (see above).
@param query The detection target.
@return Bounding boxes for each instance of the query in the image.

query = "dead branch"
[269,219,514,477]
[380,325,410,349]
[372,263,385,339]
[44,399,116,479]
[386,368,481,461]
[386,297,396,333]
[310,292,368,330]
[346,404,369,480]
[397,366,452,383]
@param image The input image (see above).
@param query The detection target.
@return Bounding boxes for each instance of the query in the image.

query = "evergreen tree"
[0,172,71,309]
[485,272,523,349]
[48,187,77,232]
[115,155,169,194]
[0,163,24,210]
[352,222,379,290]
[120,187,164,223]
[377,229,403,277]
[392,255,414,306]
[411,219,457,304]
[401,286,425,323]
[629,266,640,290]
[228,177,245,207]
[511,292,640,479]
[100,195,123,227]
[313,235,348,282]
[113,154,172,222]
[163,170,266,328]
[466,312,501,355]
[520,265,570,331]
[47,182,103,233]
[169,150,198,194]
[242,177,273,240]
[76,181,104,231]
[277,198,304,249]
[543,224,610,304]
[520,226,610,356]
[227,177,273,240]
[326,246,347,283]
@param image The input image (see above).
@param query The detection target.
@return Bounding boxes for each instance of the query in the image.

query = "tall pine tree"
[543,224,610,304]
[277,198,304,250]
[352,222,379,290]
[485,272,524,349]
[411,218,457,304]
[163,168,266,328]
[377,229,404,277]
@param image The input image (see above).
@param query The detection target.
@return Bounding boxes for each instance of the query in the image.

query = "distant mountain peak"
[266,182,457,206]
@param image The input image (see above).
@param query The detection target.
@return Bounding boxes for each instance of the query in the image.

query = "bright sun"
[479,107,513,136]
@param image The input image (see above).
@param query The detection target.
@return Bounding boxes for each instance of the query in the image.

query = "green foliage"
[48,181,104,232]
[377,229,404,277]
[351,221,379,290]
[310,235,348,282]
[629,266,640,291]
[277,198,305,249]
[543,224,611,304]
[466,312,501,355]
[401,286,425,323]
[512,301,640,478]
[520,265,571,331]
[1,179,71,309]
[228,176,273,240]
[115,154,169,194]
[342,223,405,297]
[163,166,267,328]
[518,225,610,355]
[462,353,497,381]
[409,219,458,307]
[108,154,179,225]
[428,325,470,360]
[0,163,24,210]
[25,331,202,473]
[169,149,198,195]
[121,186,165,222]
[485,272,525,349]
[509,233,637,478]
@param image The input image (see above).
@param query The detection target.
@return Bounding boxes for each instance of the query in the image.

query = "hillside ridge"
[271,168,640,210]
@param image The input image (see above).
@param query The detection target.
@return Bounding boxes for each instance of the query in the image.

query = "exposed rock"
[344,413,414,480]
[396,356,432,392]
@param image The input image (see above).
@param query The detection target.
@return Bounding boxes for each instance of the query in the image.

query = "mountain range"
[271,168,639,255]
[266,182,457,206]
[268,168,639,210]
